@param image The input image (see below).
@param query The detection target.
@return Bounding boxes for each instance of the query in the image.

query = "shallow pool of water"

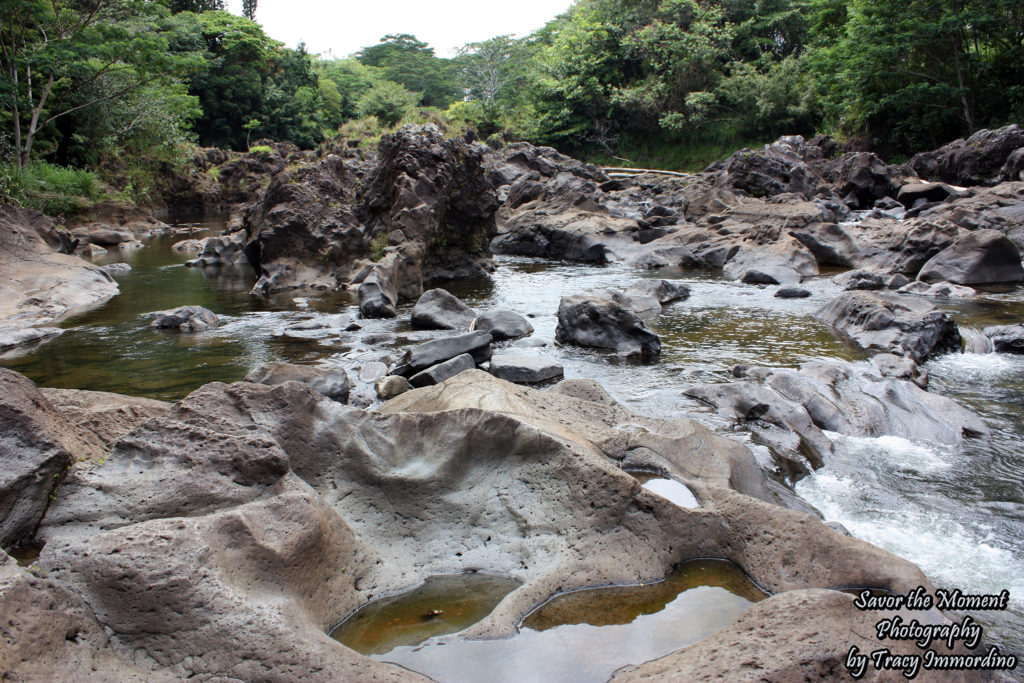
[360,560,764,683]
[330,573,522,655]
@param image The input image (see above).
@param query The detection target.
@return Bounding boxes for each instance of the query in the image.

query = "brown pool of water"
[353,559,767,683]
[329,573,522,655]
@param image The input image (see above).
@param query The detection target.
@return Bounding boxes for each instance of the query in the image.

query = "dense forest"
[2,0,1023,209]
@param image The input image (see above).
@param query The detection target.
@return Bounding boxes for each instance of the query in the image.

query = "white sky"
[223,0,575,58]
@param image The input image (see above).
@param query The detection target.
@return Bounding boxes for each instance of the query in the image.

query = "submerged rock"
[816,291,961,362]
[556,292,661,358]
[775,286,811,299]
[0,327,63,352]
[149,305,220,332]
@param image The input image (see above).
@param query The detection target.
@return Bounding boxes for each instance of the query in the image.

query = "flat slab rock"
[409,352,476,387]
[394,330,493,377]
[488,355,564,384]
[0,327,63,352]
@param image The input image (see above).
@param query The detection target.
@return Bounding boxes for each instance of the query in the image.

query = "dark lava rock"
[896,182,961,208]
[706,136,829,199]
[244,362,350,404]
[917,229,1024,285]
[411,289,475,331]
[822,152,900,210]
[149,306,219,332]
[488,355,564,384]
[816,291,961,362]
[472,310,534,341]
[409,353,476,387]
[556,293,661,359]
[775,287,811,299]
[910,124,1024,186]
[393,331,493,377]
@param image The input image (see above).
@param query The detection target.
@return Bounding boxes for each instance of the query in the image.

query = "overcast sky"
[223,0,575,58]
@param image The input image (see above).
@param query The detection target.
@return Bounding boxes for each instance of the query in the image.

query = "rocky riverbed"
[2,125,1024,680]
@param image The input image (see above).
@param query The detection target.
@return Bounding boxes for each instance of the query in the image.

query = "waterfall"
[959,326,994,354]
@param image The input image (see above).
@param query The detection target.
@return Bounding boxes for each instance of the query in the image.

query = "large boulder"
[556,292,661,359]
[910,124,1024,186]
[244,362,351,403]
[0,206,119,334]
[705,136,829,199]
[471,309,534,341]
[917,229,1024,285]
[816,291,961,362]
[410,288,476,330]
[356,125,498,315]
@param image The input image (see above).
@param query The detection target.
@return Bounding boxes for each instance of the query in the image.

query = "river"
[3,213,1022,659]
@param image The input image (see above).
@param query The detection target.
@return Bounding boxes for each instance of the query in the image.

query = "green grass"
[1,161,103,216]
[582,133,776,172]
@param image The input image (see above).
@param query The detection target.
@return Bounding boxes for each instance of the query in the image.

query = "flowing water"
[3,214,1023,660]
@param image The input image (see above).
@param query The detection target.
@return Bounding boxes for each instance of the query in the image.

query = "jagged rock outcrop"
[705,136,830,199]
[355,125,498,317]
[816,291,961,362]
[910,124,1024,186]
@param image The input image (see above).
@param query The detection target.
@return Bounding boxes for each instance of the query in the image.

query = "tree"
[242,0,256,21]
[0,0,192,167]
[167,0,224,13]
[356,80,420,126]
[356,34,459,108]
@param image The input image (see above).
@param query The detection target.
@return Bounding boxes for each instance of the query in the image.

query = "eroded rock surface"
[816,291,961,362]
[556,291,661,358]
[0,368,941,679]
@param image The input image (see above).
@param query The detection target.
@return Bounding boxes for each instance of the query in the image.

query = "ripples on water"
[3,219,1023,656]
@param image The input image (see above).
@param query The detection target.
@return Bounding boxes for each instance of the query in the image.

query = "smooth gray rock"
[411,288,476,330]
[624,280,690,305]
[375,375,411,400]
[394,331,493,377]
[775,286,811,299]
[556,293,661,359]
[472,309,534,341]
[149,305,220,332]
[358,361,389,383]
[816,291,961,362]
[917,229,1024,285]
[488,355,564,384]
[871,353,928,388]
[409,353,476,387]
[244,362,350,403]
[738,265,802,285]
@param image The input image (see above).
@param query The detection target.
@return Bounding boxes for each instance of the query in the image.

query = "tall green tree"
[0,0,194,167]
[356,34,459,108]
